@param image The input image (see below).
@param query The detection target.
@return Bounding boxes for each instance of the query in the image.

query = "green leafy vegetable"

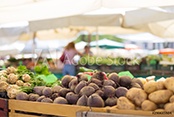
[118,71,134,78]
[34,64,51,76]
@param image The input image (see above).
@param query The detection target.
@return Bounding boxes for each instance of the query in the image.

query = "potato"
[156,81,165,90]
[141,100,157,111]
[126,88,147,106]
[148,90,173,104]
[164,103,174,112]
[137,78,147,85]
[117,97,135,110]
[164,77,174,92]
[131,78,143,88]
[143,81,157,94]
[169,95,174,103]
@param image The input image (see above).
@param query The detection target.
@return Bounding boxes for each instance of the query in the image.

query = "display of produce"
[0,65,174,116]
[0,65,60,99]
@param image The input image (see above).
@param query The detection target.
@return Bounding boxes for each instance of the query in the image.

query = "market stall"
[0,65,174,117]
[1,1,174,117]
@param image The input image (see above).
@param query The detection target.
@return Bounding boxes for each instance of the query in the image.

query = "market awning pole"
[96,26,99,55]
[32,32,36,65]
[88,32,91,46]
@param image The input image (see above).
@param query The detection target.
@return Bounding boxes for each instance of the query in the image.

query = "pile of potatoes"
[14,71,144,108]
[0,67,32,98]
[116,76,174,112]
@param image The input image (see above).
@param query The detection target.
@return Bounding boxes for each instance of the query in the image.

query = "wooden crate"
[0,98,8,117]
[77,108,174,117]
[77,111,149,117]
[107,108,174,117]
[8,99,174,117]
[8,99,107,117]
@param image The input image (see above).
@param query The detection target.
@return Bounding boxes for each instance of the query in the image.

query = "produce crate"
[0,92,8,99]
[99,65,112,73]
[108,108,174,117]
[125,65,140,71]
[54,73,63,79]
[140,64,157,70]
[157,65,174,71]
[0,98,8,117]
[150,70,174,77]
[87,64,99,70]
[133,70,150,78]
[8,99,174,117]
[110,65,125,72]
[77,108,174,117]
[77,111,149,117]
[8,99,107,117]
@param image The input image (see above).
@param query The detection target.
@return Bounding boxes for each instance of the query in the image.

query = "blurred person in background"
[83,45,93,56]
[61,42,82,76]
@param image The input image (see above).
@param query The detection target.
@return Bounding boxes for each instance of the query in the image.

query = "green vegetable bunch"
[34,64,51,76]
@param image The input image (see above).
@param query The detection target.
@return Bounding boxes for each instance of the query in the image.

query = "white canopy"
[1,0,174,48]
[116,33,165,43]
[1,0,174,25]
[0,41,25,56]
[0,26,29,46]
[29,14,122,32]
[21,38,71,53]
[75,41,88,50]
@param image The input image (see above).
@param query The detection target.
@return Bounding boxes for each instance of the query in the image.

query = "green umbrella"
[90,38,124,49]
